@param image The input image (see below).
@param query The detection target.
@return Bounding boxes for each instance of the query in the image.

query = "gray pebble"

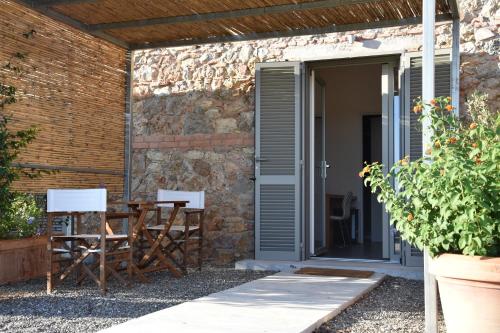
[0,267,272,333]
[315,276,446,333]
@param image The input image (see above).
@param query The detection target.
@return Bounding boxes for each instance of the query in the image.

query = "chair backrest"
[157,189,204,209]
[341,192,354,220]
[47,189,107,213]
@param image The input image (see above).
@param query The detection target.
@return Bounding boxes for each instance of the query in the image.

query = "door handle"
[321,161,331,178]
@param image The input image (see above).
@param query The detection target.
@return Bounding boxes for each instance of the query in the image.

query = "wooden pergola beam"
[88,0,382,32]
[130,13,453,50]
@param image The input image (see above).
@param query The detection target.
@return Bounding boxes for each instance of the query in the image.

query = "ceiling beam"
[88,0,381,31]
[130,13,453,50]
[13,0,129,49]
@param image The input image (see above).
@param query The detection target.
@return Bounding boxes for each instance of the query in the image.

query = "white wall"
[316,64,382,242]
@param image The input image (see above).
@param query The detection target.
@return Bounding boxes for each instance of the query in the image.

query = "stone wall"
[132,0,499,264]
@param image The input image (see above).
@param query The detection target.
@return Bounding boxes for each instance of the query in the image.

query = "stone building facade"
[131,0,499,264]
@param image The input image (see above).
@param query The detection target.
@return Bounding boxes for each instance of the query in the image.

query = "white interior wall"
[316,64,382,242]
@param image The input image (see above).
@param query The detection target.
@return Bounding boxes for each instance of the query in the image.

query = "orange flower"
[434,140,441,148]
[359,165,371,178]
[430,99,437,106]
[472,143,478,148]
[413,105,423,114]
[425,148,432,155]
[446,137,457,145]
[407,213,414,222]
[445,104,454,112]
[469,122,478,130]
[474,154,482,165]
[400,157,409,166]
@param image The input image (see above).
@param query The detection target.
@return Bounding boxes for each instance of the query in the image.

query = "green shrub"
[0,193,42,239]
[360,94,499,257]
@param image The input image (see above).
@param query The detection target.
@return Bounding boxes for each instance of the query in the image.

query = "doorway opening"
[309,60,396,260]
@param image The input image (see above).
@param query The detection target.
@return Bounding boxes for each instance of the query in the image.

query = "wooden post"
[198,211,204,271]
[423,0,438,332]
[76,213,82,284]
[99,212,107,295]
[46,213,53,294]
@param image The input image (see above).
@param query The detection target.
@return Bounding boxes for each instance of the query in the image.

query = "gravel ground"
[316,276,446,333]
[0,267,273,333]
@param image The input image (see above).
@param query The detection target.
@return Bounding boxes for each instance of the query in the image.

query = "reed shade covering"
[1,1,127,194]
[20,0,457,49]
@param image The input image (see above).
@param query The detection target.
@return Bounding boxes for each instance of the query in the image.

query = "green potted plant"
[360,94,499,333]
[0,80,45,284]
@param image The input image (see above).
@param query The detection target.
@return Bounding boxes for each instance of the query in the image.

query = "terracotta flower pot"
[429,254,500,333]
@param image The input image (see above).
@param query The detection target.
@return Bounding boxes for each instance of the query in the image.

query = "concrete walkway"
[100,271,385,333]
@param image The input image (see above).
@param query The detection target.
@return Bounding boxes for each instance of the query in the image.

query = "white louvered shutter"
[255,62,302,260]
[404,52,451,266]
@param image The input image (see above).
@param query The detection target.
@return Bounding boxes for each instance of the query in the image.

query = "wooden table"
[111,200,189,279]
[325,194,358,249]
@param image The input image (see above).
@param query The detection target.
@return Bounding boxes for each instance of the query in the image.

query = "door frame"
[255,50,457,265]
[305,54,401,260]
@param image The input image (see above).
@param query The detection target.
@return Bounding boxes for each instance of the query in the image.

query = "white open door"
[309,70,327,256]
[255,62,302,261]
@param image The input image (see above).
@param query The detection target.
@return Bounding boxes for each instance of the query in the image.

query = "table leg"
[137,205,183,277]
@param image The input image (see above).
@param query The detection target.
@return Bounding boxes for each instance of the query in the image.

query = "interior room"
[314,63,384,260]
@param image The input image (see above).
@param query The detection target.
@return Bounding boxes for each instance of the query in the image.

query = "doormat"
[295,267,374,278]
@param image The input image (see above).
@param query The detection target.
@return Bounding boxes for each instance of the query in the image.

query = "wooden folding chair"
[147,190,205,273]
[46,189,133,295]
